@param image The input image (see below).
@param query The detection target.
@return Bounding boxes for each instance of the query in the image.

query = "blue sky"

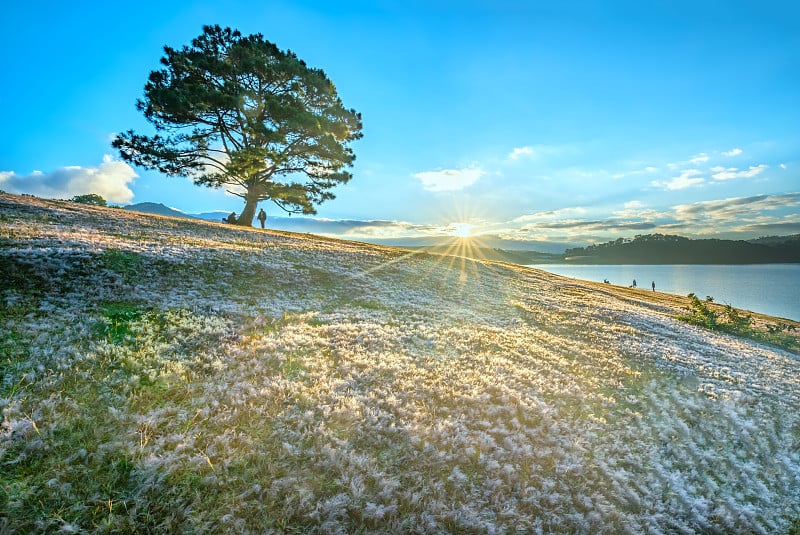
[2,1,798,250]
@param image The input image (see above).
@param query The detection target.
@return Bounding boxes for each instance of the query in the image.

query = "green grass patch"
[346,298,389,311]
[0,256,47,299]
[94,302,148,345]
[281,355,308,380]
[99,248,145,280]
[677,293,798,352]
[0,331,29,362]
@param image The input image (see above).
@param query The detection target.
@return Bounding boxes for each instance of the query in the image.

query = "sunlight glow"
[449,222,473,238]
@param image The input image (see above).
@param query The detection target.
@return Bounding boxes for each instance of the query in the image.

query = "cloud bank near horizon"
[0,156,137,203]
[500,193,800,245]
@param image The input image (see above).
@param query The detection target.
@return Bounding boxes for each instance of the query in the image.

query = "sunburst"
[449,222,473,239]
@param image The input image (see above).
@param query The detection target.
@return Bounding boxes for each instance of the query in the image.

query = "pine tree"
[114,25,362,225]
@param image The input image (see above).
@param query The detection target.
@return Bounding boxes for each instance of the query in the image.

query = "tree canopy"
[70,194,107,206]
[113,25,363,225]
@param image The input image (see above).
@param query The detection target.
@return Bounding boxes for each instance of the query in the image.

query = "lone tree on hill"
[70,194,107,206]
[113,25,363,225]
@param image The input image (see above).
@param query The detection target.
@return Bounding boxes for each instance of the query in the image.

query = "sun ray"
[350,202,512,291]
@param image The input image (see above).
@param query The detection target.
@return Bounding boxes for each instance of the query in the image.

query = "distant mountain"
[365,236,573,254]
[407,244,562,265]
[564,234,800,264]
[123,202,194,219]
[193,211,235,223]
[192,212,329,228]
[124,204,243,224]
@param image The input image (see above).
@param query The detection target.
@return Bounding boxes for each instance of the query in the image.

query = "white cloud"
[711,164,767,181]
[672,193,800,224]
[0,155,137,203]
[722,148,743,157]
[780,163,787,170]
[613,200,661,220]
[651,169,704,191]
[508,146,534,160]
[689,153,710,164]
[413,167,484,192]
[512,206,586,223]
[506,143,571,162]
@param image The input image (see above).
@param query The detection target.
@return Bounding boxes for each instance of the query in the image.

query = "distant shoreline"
[561,233,800,265]
[408,245,800,266]
[557,259,800,265]
[528,263,800,322]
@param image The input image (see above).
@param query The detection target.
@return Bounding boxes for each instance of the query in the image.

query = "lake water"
[527,264,800,321]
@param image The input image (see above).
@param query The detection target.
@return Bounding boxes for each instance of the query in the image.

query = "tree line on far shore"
[563,233,800,264]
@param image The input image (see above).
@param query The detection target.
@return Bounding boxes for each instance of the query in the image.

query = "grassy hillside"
[1,192,799,533]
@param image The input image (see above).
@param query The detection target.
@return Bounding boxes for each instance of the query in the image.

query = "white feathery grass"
[1,192,799,533]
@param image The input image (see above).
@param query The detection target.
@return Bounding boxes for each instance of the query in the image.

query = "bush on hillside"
[678,293,798,351]
[71,193,107,206]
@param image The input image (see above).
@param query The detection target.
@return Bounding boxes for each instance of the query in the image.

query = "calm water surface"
[527,264,800,321]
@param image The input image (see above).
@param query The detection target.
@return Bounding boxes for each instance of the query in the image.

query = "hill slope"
[1,193,799,533]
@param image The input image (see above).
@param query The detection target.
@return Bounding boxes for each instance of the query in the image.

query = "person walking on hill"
[632,279,637,288]
[651,281,656,292]
[257,208,267,229]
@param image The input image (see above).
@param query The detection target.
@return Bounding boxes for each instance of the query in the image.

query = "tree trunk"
[237,191,261,226]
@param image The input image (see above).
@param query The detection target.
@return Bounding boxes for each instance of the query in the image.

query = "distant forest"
[563,234,800,264]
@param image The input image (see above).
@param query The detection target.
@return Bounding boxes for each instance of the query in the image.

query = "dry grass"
[1,192,799,533]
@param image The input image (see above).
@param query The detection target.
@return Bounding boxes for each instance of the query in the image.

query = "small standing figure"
[632,279,637,288]
[651,281,656,292]
[257,208,267,229]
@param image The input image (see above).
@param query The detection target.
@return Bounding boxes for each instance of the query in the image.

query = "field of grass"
[1,192,799,533]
